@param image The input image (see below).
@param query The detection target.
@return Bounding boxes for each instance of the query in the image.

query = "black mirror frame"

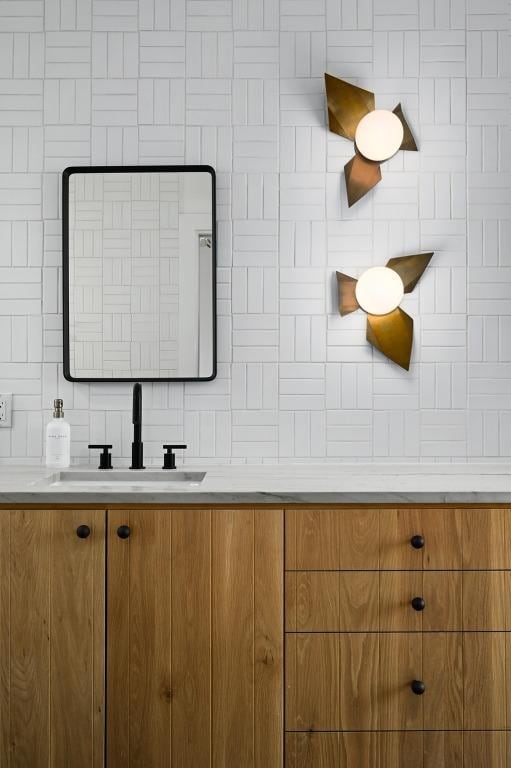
[62,165,217,383]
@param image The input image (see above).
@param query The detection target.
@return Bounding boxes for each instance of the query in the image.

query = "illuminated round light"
[355,110,404,162]
[355,266,404,316]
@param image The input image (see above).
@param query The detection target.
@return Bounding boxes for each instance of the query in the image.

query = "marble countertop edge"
[1,463,511,504]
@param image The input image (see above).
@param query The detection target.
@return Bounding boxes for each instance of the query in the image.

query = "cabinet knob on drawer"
[117,525,131,539]
[411,596,426,611]
[410,534,425,549]
[411,680,426,695]
[76,524,91,539]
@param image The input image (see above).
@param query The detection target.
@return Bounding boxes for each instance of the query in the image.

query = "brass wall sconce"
[325,73,418,207]
[336,253,433,370]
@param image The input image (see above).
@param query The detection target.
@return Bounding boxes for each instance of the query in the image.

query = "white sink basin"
[47,469,206,488]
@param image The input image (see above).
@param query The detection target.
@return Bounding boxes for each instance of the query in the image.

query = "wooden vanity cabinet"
[3,503,511,768]
[285,507,511,768]
[0,506,283,768]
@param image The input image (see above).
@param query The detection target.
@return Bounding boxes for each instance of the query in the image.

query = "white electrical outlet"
[0,394,12,428]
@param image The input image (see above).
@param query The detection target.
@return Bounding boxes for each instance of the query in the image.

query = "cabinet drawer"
[286,508,511,570]
[285,731,511,768]
[286,508,463,570]
[286,632,510,731]
[286,571,511,631]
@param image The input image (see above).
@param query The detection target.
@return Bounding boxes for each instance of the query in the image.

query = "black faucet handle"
[88,444,113,470]
[162,445,187,470]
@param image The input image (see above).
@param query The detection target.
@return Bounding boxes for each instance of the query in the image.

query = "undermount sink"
[47,469,206,488]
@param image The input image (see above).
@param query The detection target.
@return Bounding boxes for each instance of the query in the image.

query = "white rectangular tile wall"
[0,0,509,464]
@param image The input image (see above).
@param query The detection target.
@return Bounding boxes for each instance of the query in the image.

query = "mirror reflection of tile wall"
[67,171,213,379]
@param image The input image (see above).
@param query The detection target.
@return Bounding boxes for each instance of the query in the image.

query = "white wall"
[0,0,509,464]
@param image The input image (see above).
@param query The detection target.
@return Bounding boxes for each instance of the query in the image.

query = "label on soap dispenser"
[46,418,71,468]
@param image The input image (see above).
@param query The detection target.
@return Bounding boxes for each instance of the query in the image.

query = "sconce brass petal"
[393,103,418,152]
[325,73,375,141]
[336,271,359,316]
[366,308,413,371]
[344,154,382,207]
[386,252,433,293]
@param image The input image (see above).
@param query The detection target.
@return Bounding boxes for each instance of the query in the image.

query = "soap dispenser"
[45,398,71,469]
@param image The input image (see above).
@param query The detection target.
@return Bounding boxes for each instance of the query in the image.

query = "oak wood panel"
[378,732,424,768]
[106,509,131,766]
[380,571,461,631]
[462,571,511,630]
[286,570,461,632]
[171,508,211,767]
[0,512,10,764]
[379,633,422,730]
[50,509,105,766]
[462,732,510,768]
[338,571,379,631]
[463,632,507,729]
[285,732,424,768]
[108,507,283,768]
[285,732,511,768]
[9,509,51,767]
[285,571,341,632]
[1,509,105,768]
[285,633,340,731]
[253,508,283,768]
[289,633,442,732]
[285,508,379,570]
[423,732,462,768]
[379,508,462,569]
[212,509,254,767]
[108,508,173,767]
[285,571,380,632]
[423,572,461,630]
[423,633,462,730]
[338,733,378,767]
[285,732,341,768]
[339,633,378,730]
[462,508,511,568]
[285,508,340,570]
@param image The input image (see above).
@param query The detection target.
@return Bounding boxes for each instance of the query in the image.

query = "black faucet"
[130,382,145,469]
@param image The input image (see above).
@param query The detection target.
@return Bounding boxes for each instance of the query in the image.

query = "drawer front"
[286,571,511,631]
[286,632,509,731]
[285,731,511,768]
[286,508,511,570]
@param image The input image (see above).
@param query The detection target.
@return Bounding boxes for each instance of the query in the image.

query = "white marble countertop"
[1,463,511,504]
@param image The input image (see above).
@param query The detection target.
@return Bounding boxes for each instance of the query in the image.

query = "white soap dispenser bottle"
[45,398,71,469]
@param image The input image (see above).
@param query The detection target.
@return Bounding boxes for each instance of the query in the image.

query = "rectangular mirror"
[63,165,216,382]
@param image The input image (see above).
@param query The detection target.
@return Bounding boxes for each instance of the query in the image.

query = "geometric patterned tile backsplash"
[0,0,509,464]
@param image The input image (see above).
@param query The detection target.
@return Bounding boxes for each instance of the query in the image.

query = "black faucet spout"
[130,382,145,469]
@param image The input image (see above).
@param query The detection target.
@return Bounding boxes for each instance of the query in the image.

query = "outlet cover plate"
[0,394,12,427]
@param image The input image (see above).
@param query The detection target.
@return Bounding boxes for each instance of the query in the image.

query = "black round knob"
[117,525,131,539]
[411,596,426,612]
[76,524,91,539]
[411,680,426,695]
[410,535,425,549]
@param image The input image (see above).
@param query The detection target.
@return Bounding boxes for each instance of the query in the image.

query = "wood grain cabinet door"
[107,507,283,768]
[0,508,105,768]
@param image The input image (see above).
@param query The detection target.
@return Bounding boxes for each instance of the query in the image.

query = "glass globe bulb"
[355,110,404,162]
[355,266,404,315]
